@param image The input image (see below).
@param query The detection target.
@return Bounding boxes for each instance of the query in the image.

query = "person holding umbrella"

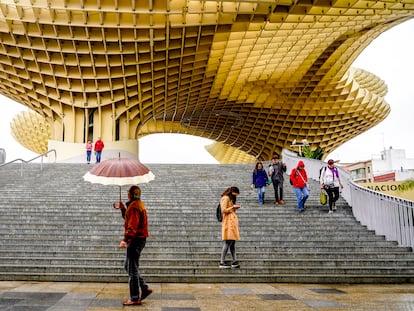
[83,154,155,305]
[114,185,153,306]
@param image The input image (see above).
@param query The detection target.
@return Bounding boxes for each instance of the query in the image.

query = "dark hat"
[327,159,334,165]
[272,154,279,159]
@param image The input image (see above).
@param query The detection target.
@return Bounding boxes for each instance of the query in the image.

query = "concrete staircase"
[0,163,413,283]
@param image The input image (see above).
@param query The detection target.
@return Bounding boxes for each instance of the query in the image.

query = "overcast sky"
[1,19,413,164]
[326,19,414,163]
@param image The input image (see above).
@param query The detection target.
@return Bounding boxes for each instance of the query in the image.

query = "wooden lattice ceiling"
[2,0,413,163]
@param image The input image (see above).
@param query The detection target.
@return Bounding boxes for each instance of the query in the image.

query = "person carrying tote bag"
[319,159,344,214]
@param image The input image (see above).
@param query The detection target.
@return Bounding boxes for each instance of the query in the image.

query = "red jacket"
[94,140,104,152]
[123,199,149,243]
[290,161,308,188]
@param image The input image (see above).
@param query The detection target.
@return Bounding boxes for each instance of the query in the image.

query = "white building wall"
[372,148,414,175]
[395,170,414,181]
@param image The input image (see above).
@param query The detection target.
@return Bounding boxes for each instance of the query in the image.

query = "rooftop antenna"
[381,132,385,151]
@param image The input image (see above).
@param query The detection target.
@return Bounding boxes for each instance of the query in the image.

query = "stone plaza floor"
[0,281,414,310]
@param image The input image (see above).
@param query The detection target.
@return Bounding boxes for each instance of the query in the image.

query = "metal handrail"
[348,180,414,250]
[0,149,57,176]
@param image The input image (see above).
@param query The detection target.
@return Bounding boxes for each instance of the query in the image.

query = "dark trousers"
[325,186,340,211]
[221,240,237,263]
[272,179,283,202]
[125,238,148,301]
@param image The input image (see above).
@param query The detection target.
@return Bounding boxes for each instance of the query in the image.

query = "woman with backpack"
[219,186,240,269]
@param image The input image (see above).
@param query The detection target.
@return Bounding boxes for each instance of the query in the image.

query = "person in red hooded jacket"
[290,160,309,213]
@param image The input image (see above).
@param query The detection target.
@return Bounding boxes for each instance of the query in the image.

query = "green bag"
[320,191,327,205]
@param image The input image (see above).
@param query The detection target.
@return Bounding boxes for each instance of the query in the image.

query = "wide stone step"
[0,218,366,227]
[0,236,394,245]
[1,271,412,284]
[0,221,371,230]
[0,244,409,254]
[0,215,359,222]
[2,257,414,269]
[1,264,413,278]
[0,229,377,239]
[2,249,414,259]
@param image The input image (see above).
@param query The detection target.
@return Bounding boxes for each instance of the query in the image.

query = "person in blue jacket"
[251,162,269,204]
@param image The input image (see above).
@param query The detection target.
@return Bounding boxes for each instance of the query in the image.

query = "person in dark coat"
[268,154,287,205]
[252,162,269,204]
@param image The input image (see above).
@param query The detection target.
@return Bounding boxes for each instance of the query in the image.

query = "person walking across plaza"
[94,137,104,163]
[114,185,153,306]
[85,140,93,164]
[251,162,269,204]
[268,154,287,205]
[219,186,241,269]
[290,160,309,213]
[320,159,344,214]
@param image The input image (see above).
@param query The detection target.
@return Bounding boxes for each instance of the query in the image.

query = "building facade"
[345,147,414,183]
[344,147,414,200]
[345,160,374,184]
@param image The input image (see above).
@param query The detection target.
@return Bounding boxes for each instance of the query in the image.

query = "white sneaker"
[333,204,337,211]
[219,262,231,269]
[328,210,333,214]
[231,261,240,268]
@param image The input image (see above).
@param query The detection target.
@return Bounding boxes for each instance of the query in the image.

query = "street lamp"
[290,139,309,156]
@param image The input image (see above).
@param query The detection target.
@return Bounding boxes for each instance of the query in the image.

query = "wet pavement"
[1,281,414,310]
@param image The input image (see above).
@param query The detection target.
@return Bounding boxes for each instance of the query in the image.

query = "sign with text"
[361,182,414,201]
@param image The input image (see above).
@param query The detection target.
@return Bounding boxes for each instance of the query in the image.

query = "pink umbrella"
[83,153,155,201]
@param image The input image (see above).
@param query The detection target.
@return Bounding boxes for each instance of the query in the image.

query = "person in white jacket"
[319,159,343,214]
